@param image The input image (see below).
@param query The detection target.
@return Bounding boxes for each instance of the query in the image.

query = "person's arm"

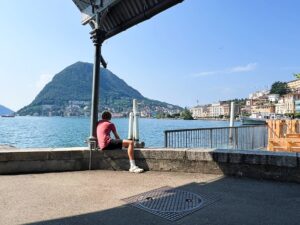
[111,124,120,139]
[112,130,120,139]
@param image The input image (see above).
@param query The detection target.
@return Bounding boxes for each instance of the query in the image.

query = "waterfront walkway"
[0,171,299,225]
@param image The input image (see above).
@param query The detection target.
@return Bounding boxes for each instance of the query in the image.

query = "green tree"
[270,81,290,96]
[180,108,194,120]
[294,73,300,79]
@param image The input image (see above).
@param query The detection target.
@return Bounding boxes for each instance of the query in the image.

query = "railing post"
[264,126,267,148]
[235,127,238,149]
[210,129,213,148]
[164,131,168,148]
[186,131,188,148]
[251,127,254,149]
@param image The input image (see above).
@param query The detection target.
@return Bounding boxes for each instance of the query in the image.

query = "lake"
[0,117,238,148]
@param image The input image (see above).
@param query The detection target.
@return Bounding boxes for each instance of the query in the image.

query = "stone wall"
[0,147,299,183]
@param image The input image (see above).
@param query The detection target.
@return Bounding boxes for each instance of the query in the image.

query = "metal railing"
[164,125,268,150]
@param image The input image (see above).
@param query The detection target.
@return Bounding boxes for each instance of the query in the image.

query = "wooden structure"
[267,120,300,152]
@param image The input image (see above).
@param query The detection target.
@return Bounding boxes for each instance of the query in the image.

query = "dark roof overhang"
[73,0,184,40]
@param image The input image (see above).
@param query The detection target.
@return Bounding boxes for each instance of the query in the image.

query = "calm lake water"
[0,117,239,148]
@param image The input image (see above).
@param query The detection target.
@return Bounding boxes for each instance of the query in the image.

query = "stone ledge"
[185,149,298,168]
[0,148,299,182]
[0,148,89,162]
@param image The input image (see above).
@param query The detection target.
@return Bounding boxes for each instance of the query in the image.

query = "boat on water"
[241,113,291,125]
[1,115,15,118]
[241,117,266,125]
[241,113,267,125]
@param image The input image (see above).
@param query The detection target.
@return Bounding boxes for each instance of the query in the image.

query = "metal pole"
[164,131,167,148]
[229,101,235,147]
[88,39,101,151]
[210,129,213,148]
[87,12,107,170]
[235,127,238,149]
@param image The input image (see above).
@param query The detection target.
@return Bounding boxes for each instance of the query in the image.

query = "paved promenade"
[0,171,299,225]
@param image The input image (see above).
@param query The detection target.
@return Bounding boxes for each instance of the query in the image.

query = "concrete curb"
[0,148,299,182]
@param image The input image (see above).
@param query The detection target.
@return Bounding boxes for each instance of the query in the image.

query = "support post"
[88,39,102,151]
[87,13,106,155]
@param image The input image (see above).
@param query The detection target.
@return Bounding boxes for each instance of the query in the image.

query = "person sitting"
[96,111,144,173]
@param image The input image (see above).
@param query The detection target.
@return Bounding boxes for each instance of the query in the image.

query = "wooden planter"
[267,120,300,152]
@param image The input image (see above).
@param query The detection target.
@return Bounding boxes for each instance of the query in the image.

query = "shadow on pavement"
[27,177,300,225]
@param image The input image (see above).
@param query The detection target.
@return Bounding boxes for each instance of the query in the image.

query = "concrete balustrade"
[0,147,299,183]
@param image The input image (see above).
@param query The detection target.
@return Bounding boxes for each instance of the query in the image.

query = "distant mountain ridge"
[0,105,14,116]
[18,62,182,116]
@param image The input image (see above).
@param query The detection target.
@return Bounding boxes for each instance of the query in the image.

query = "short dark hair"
[102,111,112,120]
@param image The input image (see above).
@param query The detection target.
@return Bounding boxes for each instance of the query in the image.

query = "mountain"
[18,62,182,117]
[0,105,14,116]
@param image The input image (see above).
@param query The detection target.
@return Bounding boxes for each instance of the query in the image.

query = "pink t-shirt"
[96,120,116,149]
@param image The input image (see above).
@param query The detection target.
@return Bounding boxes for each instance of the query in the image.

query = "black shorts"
[102,139,123,150]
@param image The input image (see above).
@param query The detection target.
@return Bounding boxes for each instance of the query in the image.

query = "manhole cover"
[137,189,203,212]
[123,186,220,221]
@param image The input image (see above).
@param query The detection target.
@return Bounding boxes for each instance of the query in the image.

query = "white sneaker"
[129,166,144,173]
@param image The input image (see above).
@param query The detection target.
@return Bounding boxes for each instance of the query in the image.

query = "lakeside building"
[190,105,210,118]
[191,79,300,118]
[249,90,270,100]
[275,99,286,114]
[268,94,280,102]
[209,103,225,117]
[295,100,300,113]
[281,92,300,114]
[287,79,300,91]
[191,102,240,119]
[251,104,275,118]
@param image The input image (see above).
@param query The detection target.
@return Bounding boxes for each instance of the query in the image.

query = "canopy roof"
[72,0,183,40]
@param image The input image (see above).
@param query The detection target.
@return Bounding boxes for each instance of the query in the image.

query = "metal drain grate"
[123,186,220,221]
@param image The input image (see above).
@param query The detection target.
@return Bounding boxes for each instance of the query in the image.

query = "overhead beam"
[105,0,183,40]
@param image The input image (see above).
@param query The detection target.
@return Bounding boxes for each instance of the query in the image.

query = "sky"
[1,0,300,111]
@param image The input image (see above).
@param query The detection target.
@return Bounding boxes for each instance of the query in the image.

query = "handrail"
[164,125,266,133]
[164,125,268,150]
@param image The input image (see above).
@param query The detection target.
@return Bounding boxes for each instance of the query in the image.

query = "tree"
[294,73,300,79]
[180,108,194,120]
[270,81,290,96]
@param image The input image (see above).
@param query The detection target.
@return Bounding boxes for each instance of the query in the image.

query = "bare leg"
[123,139,134,160]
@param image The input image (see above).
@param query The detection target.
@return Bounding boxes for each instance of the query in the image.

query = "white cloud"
[35,74,53,91]
[193,70,221,77]
[193,63,258,77]
[229,63,257,73]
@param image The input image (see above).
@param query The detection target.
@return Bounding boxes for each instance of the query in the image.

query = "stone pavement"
[0,171,299,225]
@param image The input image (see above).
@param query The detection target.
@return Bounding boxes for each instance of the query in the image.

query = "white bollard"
[133,113,139,141]
[133,99,139,141]
[229,101,235,147]
[128,112,134,140]
[229,101,235,128]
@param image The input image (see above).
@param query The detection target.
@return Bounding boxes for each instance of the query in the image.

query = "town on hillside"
[26,100,181,118]
[190,77,300,120]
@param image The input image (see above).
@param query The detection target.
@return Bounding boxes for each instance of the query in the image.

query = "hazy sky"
[1,0,300,111]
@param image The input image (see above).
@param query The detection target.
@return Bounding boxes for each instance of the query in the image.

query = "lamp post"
[88,12,106,150]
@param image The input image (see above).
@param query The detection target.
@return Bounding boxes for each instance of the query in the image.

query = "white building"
[249,90,269,100]
[268,94,280,102]
[209,103,225,117]
[275,99,285,114]
[287,79,300,91]
[190,105,209,118]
